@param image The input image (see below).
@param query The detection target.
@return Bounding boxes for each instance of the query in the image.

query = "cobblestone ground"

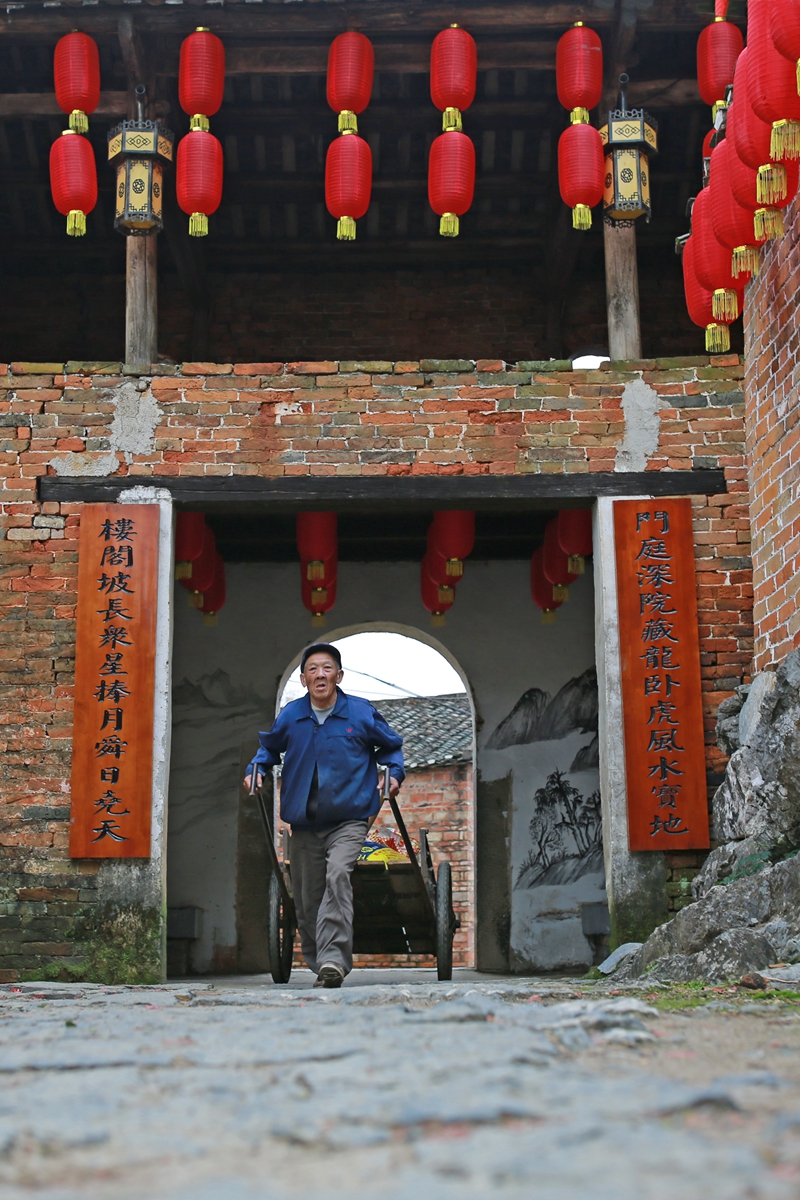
[2,969,800,1199]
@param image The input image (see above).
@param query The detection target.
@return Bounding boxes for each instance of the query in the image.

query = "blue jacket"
[247,690,405,830]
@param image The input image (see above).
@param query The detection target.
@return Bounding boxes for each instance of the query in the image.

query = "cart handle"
[380,764,437,922]
[248,770,295,916]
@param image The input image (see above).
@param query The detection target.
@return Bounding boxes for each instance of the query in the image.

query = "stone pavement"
[1,969,800,1199]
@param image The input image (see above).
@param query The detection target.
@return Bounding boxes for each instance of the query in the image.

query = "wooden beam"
[0,91,129,118]
[39,470,729,509]
[604,221,642,360]
[125,235,158,368]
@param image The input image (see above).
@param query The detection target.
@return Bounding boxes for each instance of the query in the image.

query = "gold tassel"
[797,58,800,96]
[338,110,358,133]
[756,163,787,204]
[190,114,210,132]
[705,323,730,353]
[306,561,325,581]
[445,558,463,578]
[567,554,585,575]
[337,215,356,240]
[188,591,203,609]
[771,119,800,160]
[69,109,88,134]
[189,212,208,237]
[712,288,739,322]
[712,99,728,123]
[202,612,218,627]
[439,212,459,236]
[570,106,590,125]
[175,562,192,580]
[311,587,328,605]
[430,613,446,628]
[731,245,759,278]
[67,210,86,237]
[553,584,569,602]
[443,107,462,132]
[754,207,783,240]
[572,204,592,231]
[311,613,326,628]
[541,610,557,625]
[437,584,455,605]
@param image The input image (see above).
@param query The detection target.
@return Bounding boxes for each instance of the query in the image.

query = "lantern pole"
[126,234,157,367]
[604,220,641,360]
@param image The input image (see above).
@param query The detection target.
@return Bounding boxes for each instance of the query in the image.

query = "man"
[244,643,404,989]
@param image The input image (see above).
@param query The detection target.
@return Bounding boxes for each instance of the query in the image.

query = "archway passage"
[277,630,475,969]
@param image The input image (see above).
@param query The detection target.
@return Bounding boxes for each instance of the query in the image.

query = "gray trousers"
[290,820,368,975]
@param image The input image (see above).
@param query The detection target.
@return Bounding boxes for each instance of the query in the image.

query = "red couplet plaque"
[613,497,710,851]
[69,504,160,858]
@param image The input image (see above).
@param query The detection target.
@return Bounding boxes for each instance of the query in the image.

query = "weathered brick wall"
[0,355,751,981]
[743,200,800,672]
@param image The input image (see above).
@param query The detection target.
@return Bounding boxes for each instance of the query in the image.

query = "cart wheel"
[268,871,295,984]
[435,860,454,981]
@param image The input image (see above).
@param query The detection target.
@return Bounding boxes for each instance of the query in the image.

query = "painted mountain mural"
[486,667,598,749]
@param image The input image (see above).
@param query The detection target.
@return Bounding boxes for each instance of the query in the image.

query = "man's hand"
[376,774,401,801]
[243,772,264,793]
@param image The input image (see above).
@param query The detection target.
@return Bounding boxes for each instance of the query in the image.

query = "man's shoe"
[315,962,345,989]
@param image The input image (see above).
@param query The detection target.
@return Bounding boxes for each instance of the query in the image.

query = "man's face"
[300,653,343,707]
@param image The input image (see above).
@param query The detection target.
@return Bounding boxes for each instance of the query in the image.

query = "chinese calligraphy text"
[69,505,159,858]
[614,498,710,852]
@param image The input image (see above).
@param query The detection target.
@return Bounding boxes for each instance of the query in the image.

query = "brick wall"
[0,355,752,981]
[743,200,800,672]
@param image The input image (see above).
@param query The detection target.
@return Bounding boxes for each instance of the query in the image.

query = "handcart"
[250,766,460,984]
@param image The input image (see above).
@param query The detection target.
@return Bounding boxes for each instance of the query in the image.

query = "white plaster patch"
[615,377,664,472]
[109,381,160,462]
[274,399,303,423]
[49,450,119,477]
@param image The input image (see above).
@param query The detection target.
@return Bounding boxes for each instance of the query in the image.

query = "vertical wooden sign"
[613,497,710,851]
[69,504,160,858]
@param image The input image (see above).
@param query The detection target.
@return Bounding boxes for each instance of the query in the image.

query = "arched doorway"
[275,626,476,969]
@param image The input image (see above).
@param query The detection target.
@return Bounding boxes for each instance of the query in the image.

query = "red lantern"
[327,32,374,133]
[543,519,578,602]
[296,511,337,564]
[702,129,716,160]
[302,574,337,626]
[180,525,216,603]
[557,509,593,575]
[54,32,100,134]
[530,547,563,624]
[728,144,798,239]
[428,130,475,237]
[175,512,206,579]
[558,122,604,230]
[747,0,800,159]
[728,51,789,203]
[421,555,455,625]
[708,138,765,279]
[430,25,477,131]
[770,0,800,95]
[325,132,372,240]
[198,553,226,624]
[556,23,603,122]
[429,510,475,577]
[49,130,97,237]
[682,234,735,353]
[696,16,743,116]
[691,186,741,322]
[176,129,223,237]
[179,28,225,130]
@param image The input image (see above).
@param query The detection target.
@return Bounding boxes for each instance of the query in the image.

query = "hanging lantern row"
[530,510,593,624]
[297,512,338,627]
[681,0,800,352]
[49,32,100,236]
[174,512,226,624]
[421,510,475,625]
[556,23,604,230]
[324,32,373,240]
[177,28,225,236]
[428,25,477,237]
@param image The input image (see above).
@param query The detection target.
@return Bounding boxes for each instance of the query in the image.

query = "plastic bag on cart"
[358,826,419,865]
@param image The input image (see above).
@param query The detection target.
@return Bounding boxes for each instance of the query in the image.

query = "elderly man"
[244,643,405,988]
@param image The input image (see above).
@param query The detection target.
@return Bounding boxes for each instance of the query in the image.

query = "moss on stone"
[69,903,163,984]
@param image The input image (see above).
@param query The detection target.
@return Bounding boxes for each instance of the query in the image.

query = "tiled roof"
[374,693,472,770]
